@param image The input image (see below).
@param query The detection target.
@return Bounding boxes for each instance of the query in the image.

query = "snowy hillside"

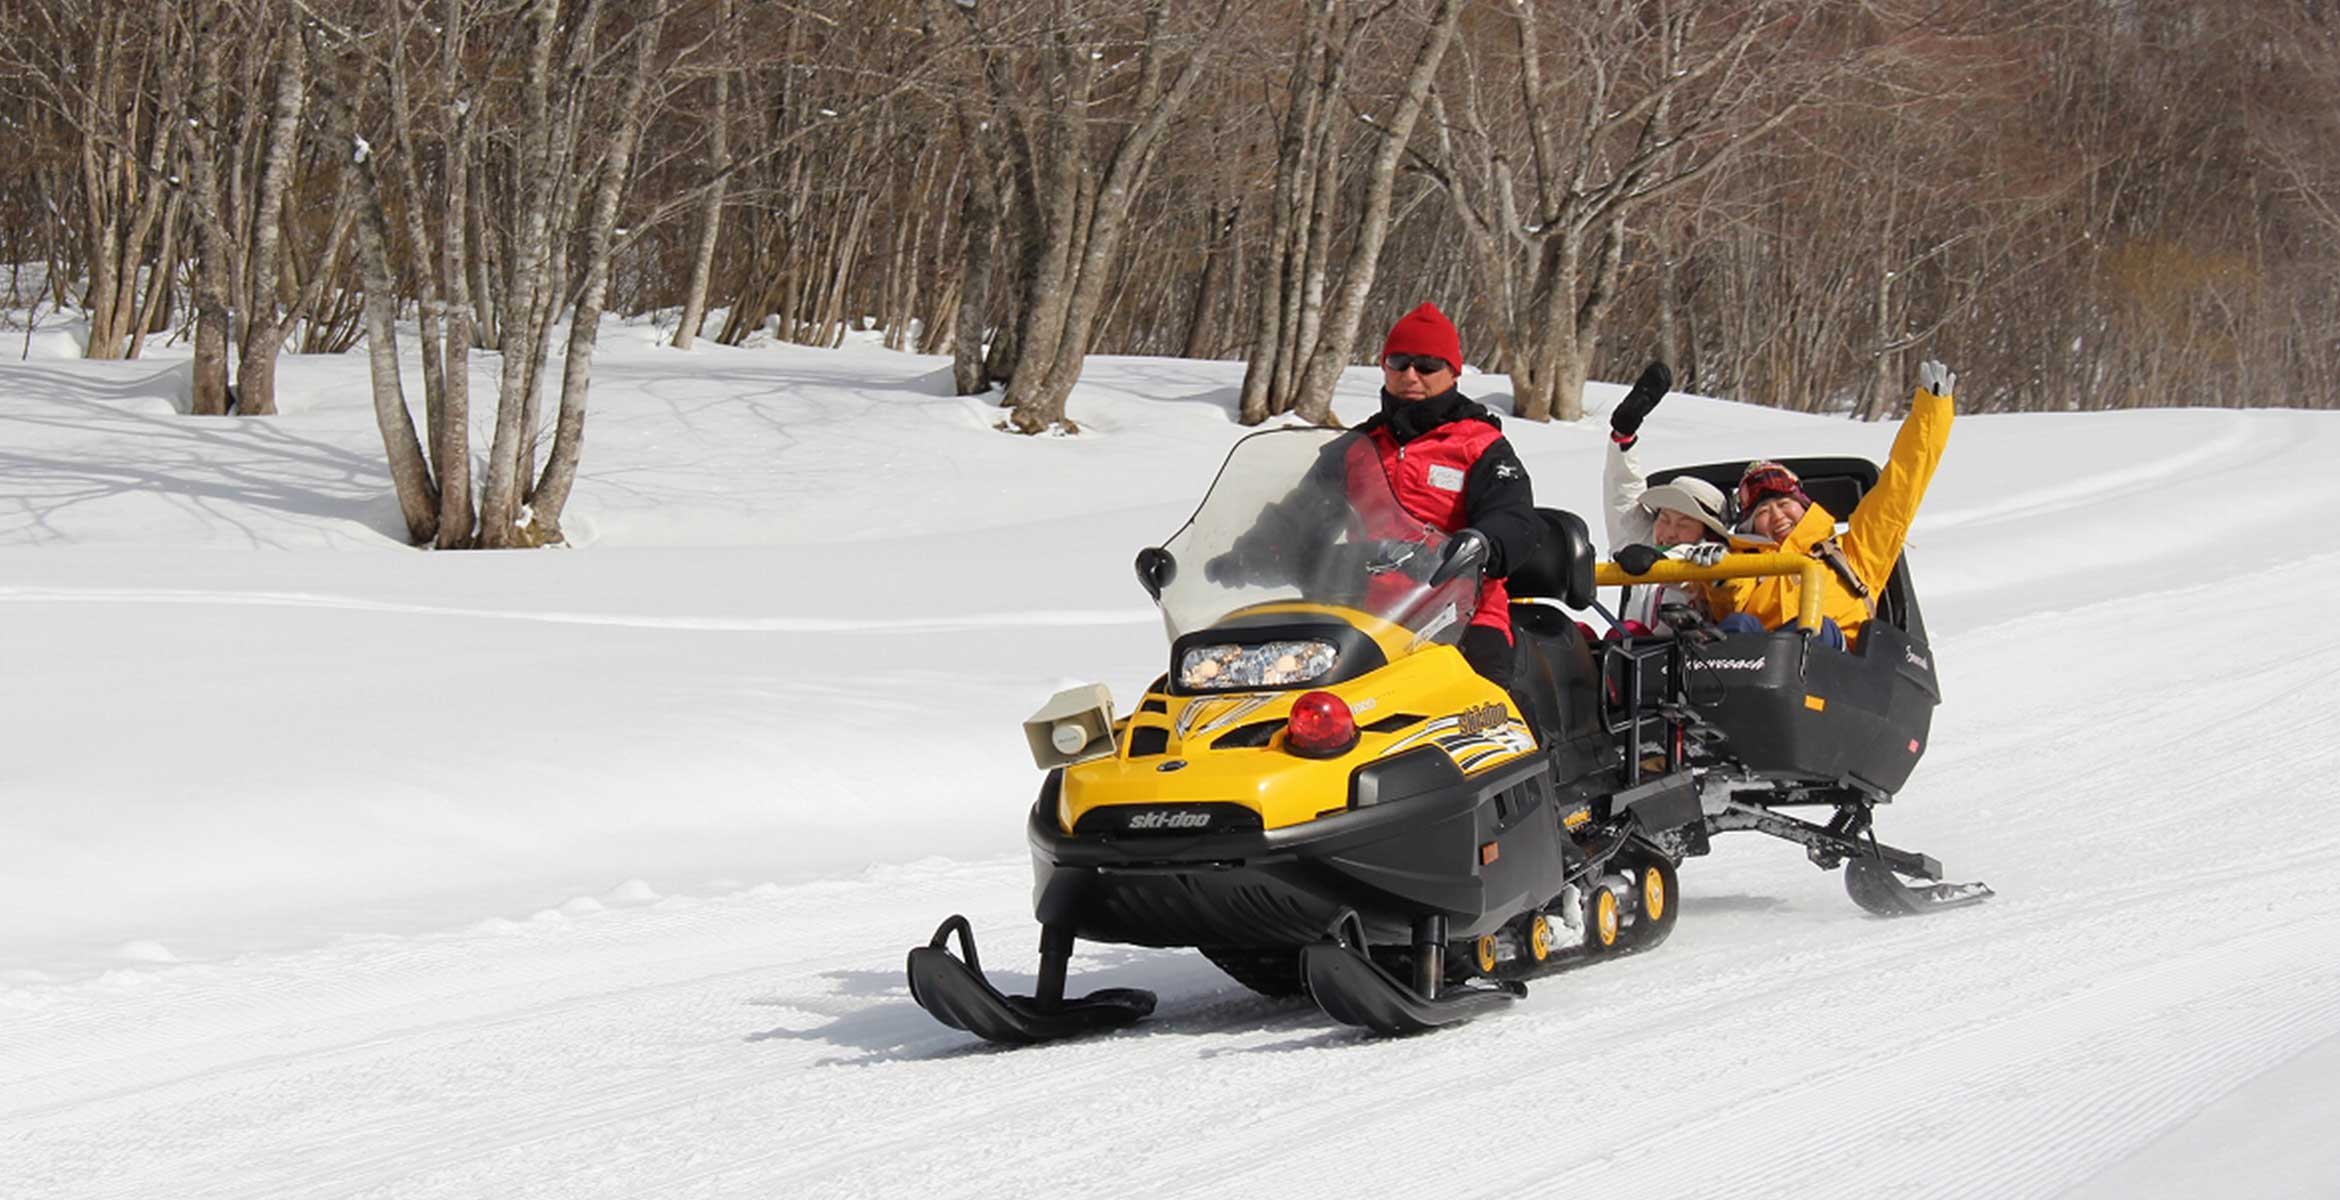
[5,326,2339,1199]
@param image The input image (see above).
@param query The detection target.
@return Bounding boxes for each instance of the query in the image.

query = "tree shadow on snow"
[0,366,411,545]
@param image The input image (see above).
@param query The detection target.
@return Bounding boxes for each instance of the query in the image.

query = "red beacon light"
[1284,690,1359,758]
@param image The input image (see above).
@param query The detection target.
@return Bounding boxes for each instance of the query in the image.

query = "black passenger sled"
[1578,457,1992,914]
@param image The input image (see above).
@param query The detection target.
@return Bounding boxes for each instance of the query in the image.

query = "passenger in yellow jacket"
[1704,360,1957,646]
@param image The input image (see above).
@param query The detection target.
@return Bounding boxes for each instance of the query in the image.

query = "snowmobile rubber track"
[905,916,1155,1046]
[1301,942,1525,1036]
[1843,857,1994,917]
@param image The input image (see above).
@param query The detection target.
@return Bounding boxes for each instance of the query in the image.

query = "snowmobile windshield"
[1151,428,1481,653]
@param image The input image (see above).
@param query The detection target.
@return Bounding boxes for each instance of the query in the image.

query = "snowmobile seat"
[1506,508,1597,609]
[1503,509,1608,769]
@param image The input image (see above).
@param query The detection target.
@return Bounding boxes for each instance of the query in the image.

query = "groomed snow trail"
[10,557,2339,1200]
[10,339,2340,1196]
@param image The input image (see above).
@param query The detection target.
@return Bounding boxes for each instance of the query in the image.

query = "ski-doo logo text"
[1903,646,1932,671]
[1689,656,1767,671]
[1125,810,1212,831]
[1456,702,1508,735]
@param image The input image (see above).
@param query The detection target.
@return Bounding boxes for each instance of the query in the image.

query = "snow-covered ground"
[4,321,2338,1198]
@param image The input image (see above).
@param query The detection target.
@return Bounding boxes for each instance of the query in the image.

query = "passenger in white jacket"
[1601,362,1731,633]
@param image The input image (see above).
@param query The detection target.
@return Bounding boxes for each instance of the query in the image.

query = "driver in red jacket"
[1354,303,1540,685]
[1211,303,1539,686]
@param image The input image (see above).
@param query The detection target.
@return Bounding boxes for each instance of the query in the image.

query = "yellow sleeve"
[1702,574,1752,619]
[1846,386,1953,588]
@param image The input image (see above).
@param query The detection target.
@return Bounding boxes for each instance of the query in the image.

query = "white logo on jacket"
[1427,464,1466,492]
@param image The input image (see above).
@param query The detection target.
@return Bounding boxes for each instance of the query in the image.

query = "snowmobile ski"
[1842,857,1994,917]
[905,916,1155,1046]
[1301,940,1525,1036]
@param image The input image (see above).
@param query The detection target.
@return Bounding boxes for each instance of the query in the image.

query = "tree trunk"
[466,164,500,350]
[948,174,994,389]
[1236,52,1314,425]
[348,172,439,543]
[671,0,731,352]
[477,0,564,547]
[183,14,233,416]
[433,0,476,548]
[1181,204,1233,359]
[125,193,179,361]
[232,24,308,418]
[1288,0,1463,424]
[529,8,666,543]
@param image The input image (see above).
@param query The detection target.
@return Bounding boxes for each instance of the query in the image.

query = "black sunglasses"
[1383,353,1452,375]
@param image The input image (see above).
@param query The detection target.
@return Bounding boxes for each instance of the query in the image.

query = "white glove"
[1665,542,1726,567]
[1919,359,1956,398]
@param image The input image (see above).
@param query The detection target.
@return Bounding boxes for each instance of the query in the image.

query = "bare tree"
[315,0,674,548]
[1,7,188,360]
[934,0,1232,433]
[1237,0,1462,426]
[1413,0,1836,421]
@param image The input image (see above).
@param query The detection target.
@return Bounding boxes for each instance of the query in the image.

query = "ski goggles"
[1382,353,1454,375]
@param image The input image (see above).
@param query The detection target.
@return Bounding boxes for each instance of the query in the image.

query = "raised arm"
[1845,360,1957,589]
[1602,362,1673,550]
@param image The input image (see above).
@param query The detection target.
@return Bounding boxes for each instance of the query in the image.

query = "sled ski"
[905,916,1154,1045]
[1301,913,1526,1037]
[1843,857,1995,916]
[1708,799,1990,917]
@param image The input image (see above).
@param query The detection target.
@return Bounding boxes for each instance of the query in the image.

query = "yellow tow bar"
[1591,552,1827,632]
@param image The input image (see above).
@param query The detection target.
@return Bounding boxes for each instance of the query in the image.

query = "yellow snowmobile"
[906,427,1695,1042]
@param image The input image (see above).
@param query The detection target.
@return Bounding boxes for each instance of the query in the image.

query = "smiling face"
[1746,494,1808,542]
[1381,356,1455,401]
[1651,508,1711,547]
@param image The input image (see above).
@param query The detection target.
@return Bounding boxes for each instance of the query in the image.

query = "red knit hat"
[1380,303,1462,374]
[1736,460,1810,515]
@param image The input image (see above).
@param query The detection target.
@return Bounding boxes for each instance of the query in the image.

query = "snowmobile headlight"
[1178,639,1338,691]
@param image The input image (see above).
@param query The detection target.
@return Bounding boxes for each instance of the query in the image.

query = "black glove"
[1204,551,1244,586]
[1610,361,1673,443]
[1614,543,1663,576]
[1428,528,1492,587]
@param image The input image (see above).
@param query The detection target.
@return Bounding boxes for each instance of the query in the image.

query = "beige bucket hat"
[1640,476,1732,540]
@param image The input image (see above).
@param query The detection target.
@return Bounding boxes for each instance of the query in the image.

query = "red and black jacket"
[1225,388,1539,640]
[1349,388,1538,638]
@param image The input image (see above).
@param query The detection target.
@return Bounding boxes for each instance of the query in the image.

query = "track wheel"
[1619,855,1681,952]
[1524,913,1555,966]
[1472,933,1500,975]
[1584,885,1622,953]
